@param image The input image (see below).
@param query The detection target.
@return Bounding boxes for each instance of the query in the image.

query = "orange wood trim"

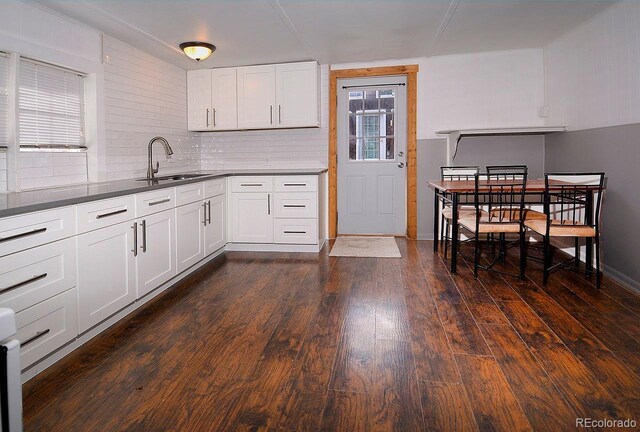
[329,64,419,239]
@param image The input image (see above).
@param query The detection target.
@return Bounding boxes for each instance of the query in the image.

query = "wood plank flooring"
[22,239,640,431]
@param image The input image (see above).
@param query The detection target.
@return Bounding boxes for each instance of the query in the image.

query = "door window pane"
[348,87,396,161]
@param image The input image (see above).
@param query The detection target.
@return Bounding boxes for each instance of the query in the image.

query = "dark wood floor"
[23,239,640,431]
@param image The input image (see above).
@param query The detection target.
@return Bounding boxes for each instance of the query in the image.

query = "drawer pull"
[148,198,171,206]
[20,329,51,348]
[132,222,138,257]
[96,209,127,219]
[203,202,208,226]
[240,183,264,187]
[207,201,212,224]
[283,183,307,187]
[0,227,47,243]
[0,273,48,294]
[283,204,306,208]
[141,220,147,253]
[284,231,307,234]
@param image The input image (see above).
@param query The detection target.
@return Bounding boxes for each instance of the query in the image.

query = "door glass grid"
[348,88,395,161]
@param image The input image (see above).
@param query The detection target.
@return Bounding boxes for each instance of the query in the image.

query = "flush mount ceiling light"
[179,42,216,62]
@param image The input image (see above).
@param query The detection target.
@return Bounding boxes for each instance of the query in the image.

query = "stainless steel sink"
[136,173,208,182]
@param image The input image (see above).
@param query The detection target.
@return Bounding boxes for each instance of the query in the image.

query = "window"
[0,52,8,149]
[348,88,395,161]
[18,58,86,151]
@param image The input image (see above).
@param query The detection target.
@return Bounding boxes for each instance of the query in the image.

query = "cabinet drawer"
[76,196,135,234]
[16,288,78,369]
[0,238,76,313]
[274,219,318,245]
[175,182,205,206]
[136,188,176,217]
[0,207,75,257]
[204,178,225,198]
[274,176,317,192]
[231,176,273,193]
[274,192,317,219]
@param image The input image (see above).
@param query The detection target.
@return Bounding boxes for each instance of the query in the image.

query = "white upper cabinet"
[187,68,238,131]
[211,68,238,130]
[187,69,212,131]
[237,65,277,129]
[189,61,319,132]
[276,62,319,128]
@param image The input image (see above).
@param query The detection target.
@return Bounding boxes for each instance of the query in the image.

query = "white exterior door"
[211,68,238,130]
[230,192,273,243]
[237,65,276,129]
[337,76,407,235]
[136,209,177,298]
[77,221,136,332]
[205,195,226,255]
[175,201,206,274]
[187,69,212,131]
[276,62,318,128]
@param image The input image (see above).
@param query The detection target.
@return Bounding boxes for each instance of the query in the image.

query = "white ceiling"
[32,0,615,69]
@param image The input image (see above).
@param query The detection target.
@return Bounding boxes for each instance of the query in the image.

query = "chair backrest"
[486,165,528,180]
[474,170,528,225]
[441,166,479,181]
[544,173,606,231]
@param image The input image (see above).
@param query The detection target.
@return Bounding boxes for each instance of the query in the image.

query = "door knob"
[398,162,405,168]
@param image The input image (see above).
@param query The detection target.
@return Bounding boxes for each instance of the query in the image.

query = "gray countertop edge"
[0,169,328,219]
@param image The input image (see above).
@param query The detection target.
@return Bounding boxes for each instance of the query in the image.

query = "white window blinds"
[0,53,8,149]
[18,58,86,151]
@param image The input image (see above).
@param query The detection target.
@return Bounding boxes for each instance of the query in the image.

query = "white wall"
[199,65,329,170]
[102,36,200,181]
[546,2,640,130]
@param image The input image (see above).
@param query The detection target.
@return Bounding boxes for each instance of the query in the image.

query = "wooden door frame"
[329,64,419,239]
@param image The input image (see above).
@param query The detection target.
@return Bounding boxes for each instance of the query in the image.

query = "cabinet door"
[187,69,212,131]
[275,62,319,128]
[237,65,276,129]
[136,209,177,298]
[77,221,136,333]
[205,195,226,255]
[211,68,238,130]
[230,193,273,243]
[176,201,205,274]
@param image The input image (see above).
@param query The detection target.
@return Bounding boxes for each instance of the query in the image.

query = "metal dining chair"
[439,166,480,258]
[459,171,528,279]
[524,172,606,288]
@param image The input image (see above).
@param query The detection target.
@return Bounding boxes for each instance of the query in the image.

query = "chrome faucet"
[147,136,174,180]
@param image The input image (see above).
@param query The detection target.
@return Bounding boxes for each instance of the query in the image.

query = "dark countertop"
[0,168,328,218]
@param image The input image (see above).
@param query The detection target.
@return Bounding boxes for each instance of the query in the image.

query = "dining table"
[427,179,597,274]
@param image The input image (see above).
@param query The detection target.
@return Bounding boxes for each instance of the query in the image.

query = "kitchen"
[1,1,639,431]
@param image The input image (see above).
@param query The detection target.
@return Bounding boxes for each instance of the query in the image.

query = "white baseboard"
[21,247,226,383]
[226,240,324,253]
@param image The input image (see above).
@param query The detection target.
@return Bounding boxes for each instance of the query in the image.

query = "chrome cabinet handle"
[213,108,217,127]
[283,183,306,187]
[21,329,51,348]
[278,105,282,124]
[148,198,170,206]
[96,209,127,219]
[206,108,210,127]
[283,204,306,208]
[284,231,306,234]
[0,227,47,243]
[141,220,147,253]
[270,105,273,124]
[267,194,271,215]
[203,202,207,226]
[132,222,138,257]
[0,273,47,294]
[207,201,212,224]
[240,183,263,187]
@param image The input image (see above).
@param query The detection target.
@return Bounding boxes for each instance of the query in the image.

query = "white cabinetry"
[237,65,277,129]
[175,200,205,274]
[275,62,319,128]
[230,192,273,244]
[77,220,137,332]
[135,209,177,298]
[188,68,238,131]
[204,194,226,255]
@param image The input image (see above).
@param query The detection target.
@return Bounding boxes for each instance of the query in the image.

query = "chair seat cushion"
[459,214,522,234]
[441,206,479,220]
[490,208,546,221]
[525,219,596,237]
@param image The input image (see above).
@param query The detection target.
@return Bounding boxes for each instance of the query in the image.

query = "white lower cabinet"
[230,192,273,243]
[175,201,206,274]
[77,221,137,333]
[135,209,177,298]
[205,194,226,255]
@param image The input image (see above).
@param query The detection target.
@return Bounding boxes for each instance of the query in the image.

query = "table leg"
[451,192,459,274]
[585,192,594,275]
[433,190,440,252]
